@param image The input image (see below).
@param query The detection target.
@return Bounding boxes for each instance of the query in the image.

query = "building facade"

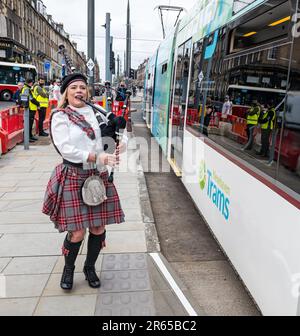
[137,58,148,88]
[0,0,100,81]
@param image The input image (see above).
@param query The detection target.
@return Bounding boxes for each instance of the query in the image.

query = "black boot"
[60,235,82,290]
[83,230,106,288]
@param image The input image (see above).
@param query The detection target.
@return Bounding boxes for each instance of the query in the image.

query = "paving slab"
[53,255,103,274]
[102,253,147,271]
[100,269,151,293]
[0,233,64,257]
[0,224,56,234]
[81,231,147,255]
[0,199,44,212]
[0,297,39,316]
[0,258,12,272]
[0,212,50,224]
[95,291,155,316]
[106,221,144,231]
[42,272,99,296]
[34,294,97,316]
[3,256,58,275]
[121,208,143,221]
[4,274,50,298]
[1,191,45,201]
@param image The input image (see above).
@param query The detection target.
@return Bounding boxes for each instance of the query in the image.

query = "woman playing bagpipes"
[42,73,125,290]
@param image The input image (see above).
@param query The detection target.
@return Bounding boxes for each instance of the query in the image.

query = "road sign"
[44,60,51,71]
[86,58,95,71]
[198,71,204,83]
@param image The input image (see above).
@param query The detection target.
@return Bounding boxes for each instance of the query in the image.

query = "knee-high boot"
[60,234,82,290]
[83,230,106,288]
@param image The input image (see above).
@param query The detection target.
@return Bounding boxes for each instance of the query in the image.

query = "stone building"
[136,58,148,88]
[0,0,100,81]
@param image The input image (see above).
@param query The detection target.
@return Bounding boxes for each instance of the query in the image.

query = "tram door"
[170,39,192,173]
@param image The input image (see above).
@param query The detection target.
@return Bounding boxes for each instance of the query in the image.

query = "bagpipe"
[78,89,131,182]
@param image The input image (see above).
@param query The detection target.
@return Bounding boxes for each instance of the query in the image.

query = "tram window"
[276,28,300,196]
[161,63,168,74]
[230,1,290,54]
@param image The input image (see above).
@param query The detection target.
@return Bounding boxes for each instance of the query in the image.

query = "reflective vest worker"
[34,77,49,136]
[259,107,276,130]
[21,79,40,142]
[257,103,276,157]
[243,100,261,150]
[246,102,261,126]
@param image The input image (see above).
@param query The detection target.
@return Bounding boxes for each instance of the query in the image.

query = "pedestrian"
[34,77,49,136]
[115,81,127,101]
[221,95,232,119]
[243,99,261,150]
[257,101,276,157]
[42,73,125,290]
[13,82,24,106]
[52,79,62,102]
[203,97,214,137]
[21,78,40,142]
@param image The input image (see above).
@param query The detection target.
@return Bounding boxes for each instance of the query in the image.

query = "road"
[0,101,16,109]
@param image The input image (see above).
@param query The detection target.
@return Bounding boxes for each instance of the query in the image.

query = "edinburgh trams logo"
[199,160,230,221]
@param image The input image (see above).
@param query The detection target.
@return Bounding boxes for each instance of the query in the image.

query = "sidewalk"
[0,133,201,316]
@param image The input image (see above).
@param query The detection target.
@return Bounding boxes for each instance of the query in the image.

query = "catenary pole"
[88,0,95,95]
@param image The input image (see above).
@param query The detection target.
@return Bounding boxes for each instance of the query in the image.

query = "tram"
[143,0,300,315]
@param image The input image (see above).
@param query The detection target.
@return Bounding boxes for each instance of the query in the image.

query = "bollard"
[20,94,30,150]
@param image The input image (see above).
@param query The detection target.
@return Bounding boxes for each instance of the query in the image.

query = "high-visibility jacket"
[21,85,39,111]
[246,106,260,125]
[34,85,49,108]
[260,108,276,130]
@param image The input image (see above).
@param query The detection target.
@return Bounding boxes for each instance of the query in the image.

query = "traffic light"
[110,51,115,74]
[129,68,135,79]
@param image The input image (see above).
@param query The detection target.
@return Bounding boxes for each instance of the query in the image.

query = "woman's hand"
[117,142,126,154]
[98,152,120,167]
[87,153,96,163]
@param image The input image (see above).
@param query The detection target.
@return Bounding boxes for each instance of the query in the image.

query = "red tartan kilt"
[42,164,125,232]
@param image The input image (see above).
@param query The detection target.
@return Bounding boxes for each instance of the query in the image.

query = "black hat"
[60,73,88,94]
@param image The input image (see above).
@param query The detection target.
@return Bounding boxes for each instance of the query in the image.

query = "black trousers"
[244,124,255,150]
[260,129,271,156]
[29,110,36,138]
[38,107,47,134]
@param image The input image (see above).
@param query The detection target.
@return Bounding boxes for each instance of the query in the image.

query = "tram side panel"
[182,132,300,316]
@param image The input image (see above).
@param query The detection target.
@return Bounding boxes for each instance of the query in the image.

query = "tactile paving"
[102,253,147,271]
[95,291,155,316]
[100,269,151,292]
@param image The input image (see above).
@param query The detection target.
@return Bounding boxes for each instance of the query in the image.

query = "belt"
[63,159,83,168]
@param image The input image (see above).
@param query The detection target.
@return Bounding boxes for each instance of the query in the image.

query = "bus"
[143,0,300,315]
[0,61,37,101]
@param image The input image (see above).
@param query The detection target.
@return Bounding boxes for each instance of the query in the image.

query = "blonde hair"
[57,84,90,109]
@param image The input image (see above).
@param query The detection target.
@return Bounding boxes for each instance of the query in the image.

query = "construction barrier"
[34,99,57,134]
[0,106,24,154]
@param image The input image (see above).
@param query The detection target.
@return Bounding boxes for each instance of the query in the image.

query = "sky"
[42,0,196,79]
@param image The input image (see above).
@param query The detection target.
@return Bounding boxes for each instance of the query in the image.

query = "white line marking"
[150,252,198,316]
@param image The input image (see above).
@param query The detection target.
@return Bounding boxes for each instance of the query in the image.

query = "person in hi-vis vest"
[257,101,276,158]
[243,99,261,150]
[34,77,49,136]
[21,79,40,142]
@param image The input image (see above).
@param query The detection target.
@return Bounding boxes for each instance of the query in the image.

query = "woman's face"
[67,81,88,108]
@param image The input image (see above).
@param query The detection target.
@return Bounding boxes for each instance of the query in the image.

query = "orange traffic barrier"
[0,106,24,154]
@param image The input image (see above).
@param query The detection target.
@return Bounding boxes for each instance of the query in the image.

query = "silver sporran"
[81,175,107,206]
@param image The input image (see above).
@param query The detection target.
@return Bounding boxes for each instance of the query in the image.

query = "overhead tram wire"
[69,34,162,42]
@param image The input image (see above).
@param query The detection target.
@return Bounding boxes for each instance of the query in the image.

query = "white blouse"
[51,105,104,167]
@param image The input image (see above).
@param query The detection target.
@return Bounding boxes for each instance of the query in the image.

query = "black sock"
[85,231,106,267]
[62,234,82,268]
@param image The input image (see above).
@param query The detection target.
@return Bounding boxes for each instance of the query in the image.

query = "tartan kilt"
[42,163,125,232]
